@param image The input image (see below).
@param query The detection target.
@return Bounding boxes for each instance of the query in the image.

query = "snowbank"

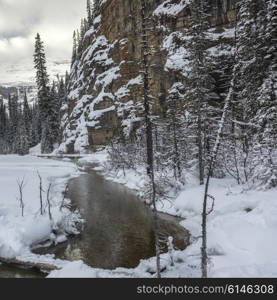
[0,155,82,260]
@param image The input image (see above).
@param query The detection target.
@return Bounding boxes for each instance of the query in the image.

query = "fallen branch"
[0,256,59,273]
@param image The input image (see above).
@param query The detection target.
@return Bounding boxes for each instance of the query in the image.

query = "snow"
[93,15,101,25]
[162,32,192,76]
[0,151,270,278]
[0,155,81,261]
[48,150,277,278]
[100,0,108,7]
[154,0,192,17]
[29,144,41,155]
[173,179,277,277]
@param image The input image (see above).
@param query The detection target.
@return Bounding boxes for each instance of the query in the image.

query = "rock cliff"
[60,0,238,153]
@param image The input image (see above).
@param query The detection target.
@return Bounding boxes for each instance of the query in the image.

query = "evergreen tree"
[71,31,77,67]
[49,81,62,146]
[8,93,19,152]
[93,0,101,18]
[23,90,32,149]
[0,101,9,153]
[87,0,93,25]
[184,0,216,185]
[33,33,54,153]
[250,0,277,189]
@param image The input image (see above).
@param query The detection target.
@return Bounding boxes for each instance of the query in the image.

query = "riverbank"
[51,149,277,278]
[36,169,189,271]
[0,155,82,271]
[1,153,277,278]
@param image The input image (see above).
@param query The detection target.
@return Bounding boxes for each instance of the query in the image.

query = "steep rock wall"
[60,0,238,153]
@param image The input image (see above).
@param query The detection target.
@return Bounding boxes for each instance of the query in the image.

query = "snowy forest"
[1,0,276,189]
[0,0,276,279]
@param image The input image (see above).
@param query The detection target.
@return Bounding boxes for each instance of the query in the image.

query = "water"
[37,168,189,270]
[1,164,189,276]
[0,264,44,278]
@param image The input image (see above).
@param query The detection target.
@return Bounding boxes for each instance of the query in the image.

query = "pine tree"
[93,0,101,18]
[164,83,185,181]
[87,0,92,26]
[0,101,9,153]
[49,81,62,146]
[71,31,77,67]
[30,103,41,147]
[8,93,19,153]
[140,0,161,278]
[184,0,216,185]
[23,90,32,149]
[33,33,54,153]
[250,0,277,189]
[227,0,268,184]
[16,111,29,155]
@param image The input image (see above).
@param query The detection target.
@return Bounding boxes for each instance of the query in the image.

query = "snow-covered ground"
[0,155,82,264]
[1,152,276,278]
[48,150,277,278]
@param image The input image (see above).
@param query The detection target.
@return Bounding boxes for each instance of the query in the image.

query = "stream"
[0,163,189,277]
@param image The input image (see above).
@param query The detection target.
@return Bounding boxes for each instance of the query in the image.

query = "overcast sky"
[0,0,86,66]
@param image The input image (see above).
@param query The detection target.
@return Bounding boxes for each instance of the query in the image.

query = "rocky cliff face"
[59,0,238,153]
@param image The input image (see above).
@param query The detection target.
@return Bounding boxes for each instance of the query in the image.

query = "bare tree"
[37,171,44,215]
[17,177,26,217]
[201,5,240,277]
[46,183,53,221]
[60,183,69,211]
[201,69,236,278]
[140,0,161,278]
[167,236,175,267]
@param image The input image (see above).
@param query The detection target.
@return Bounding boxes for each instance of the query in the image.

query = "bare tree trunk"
[37,171,44,215]
[201,74,235,278]
[140,0,161,278]
[17,177,26,217]
[60,183,69,211]
[172,99,181,180]
[201,11,239,277]
[46,183,52,221]
[197,103,205,186]
[167,236,175,267]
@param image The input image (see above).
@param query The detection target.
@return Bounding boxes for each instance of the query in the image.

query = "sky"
[0,0,86,67]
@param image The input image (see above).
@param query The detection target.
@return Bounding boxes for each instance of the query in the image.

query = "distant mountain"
[0,59,70,87]
[0,59,70,105]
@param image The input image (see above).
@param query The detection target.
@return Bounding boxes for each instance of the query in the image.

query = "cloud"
[0,0,86,65]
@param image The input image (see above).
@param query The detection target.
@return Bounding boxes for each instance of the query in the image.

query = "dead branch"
[60,183,69,211]
[207,194,215,216]
[0,256,59,273]
[16,177,26,217]
[46,183,52,221]
[37,171,45,215]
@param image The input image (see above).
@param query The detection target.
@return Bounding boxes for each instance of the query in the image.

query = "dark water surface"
[0,264,44,278]
[1,165,189,277]
[38,168,189,270]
